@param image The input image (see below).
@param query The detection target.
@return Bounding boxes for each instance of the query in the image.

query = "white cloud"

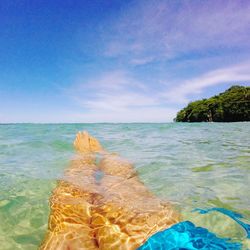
[102,1,250,65]
[62,2,250,122]
[130,56,155,65]
[163,62,250,103]
[66,70,177,122]
[66,64,250,122]
[67,71,153,107]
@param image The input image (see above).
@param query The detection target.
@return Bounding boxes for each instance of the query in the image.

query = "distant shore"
[175,85,250,122]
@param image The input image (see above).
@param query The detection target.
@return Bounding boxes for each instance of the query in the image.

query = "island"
[175,85,250,122]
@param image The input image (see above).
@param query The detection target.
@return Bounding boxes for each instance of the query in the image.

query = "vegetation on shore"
[175,85,250,122]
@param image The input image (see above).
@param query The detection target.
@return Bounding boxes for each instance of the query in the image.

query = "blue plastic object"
[137,221,242,250]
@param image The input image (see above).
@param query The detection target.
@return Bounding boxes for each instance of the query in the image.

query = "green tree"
[175,85,250,122]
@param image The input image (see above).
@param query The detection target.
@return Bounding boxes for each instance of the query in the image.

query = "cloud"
[65,61,250,122]
[130,56,155,66]
[163,62,250,103]
[67,71,153,109]
[102,0,250,65]
[65,70,176,122]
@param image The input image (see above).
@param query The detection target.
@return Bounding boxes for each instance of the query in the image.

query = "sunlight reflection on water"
[0,123,249,249]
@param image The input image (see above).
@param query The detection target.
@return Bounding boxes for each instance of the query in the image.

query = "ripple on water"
[0,123,249,249]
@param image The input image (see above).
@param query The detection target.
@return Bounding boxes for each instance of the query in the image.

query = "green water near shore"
[0,123,249,249]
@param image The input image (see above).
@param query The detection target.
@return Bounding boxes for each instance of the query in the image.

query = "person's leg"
[93,154,180,249]
[41,131,179,250]
[40,132,103,250]
[40,180,99,250]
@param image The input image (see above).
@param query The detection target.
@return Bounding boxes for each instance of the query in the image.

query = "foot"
[74,131,103,153]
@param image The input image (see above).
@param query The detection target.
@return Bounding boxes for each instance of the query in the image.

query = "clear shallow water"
[0,123,249,249]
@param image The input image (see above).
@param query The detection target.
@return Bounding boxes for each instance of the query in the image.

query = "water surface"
[0,123,249,249]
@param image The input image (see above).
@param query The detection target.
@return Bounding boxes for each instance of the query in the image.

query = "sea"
[0,123,249,249]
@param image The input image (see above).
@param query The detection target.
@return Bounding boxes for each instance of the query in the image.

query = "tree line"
[175,85,250,122]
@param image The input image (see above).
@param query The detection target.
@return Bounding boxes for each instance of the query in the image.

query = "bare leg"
[40,132,103,250]
[40,131,180,250]
[93,154,180,249]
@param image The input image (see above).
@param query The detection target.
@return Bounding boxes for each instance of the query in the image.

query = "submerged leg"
[40,132,103,250]
[93,154,180,249]
[41,131,179,250]
[40,180,99,250]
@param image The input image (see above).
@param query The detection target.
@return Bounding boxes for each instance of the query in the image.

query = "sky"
[0,0,250,123]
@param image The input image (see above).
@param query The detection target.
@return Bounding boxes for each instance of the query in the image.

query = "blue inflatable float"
[138,207,250,250]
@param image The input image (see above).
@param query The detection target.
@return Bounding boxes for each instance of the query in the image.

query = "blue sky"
[1,0,250,122]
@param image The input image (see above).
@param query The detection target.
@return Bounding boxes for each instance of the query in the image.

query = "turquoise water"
[0,123,249,249]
